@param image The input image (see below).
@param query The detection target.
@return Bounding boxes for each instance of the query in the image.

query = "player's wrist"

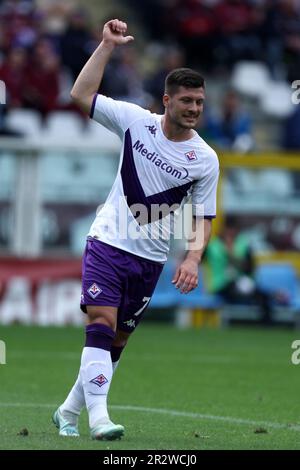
[185,251,202,265]
[100,39,116,52]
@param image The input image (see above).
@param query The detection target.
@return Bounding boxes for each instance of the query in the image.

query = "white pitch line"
[0,402,299,432]
[7,351,287,365]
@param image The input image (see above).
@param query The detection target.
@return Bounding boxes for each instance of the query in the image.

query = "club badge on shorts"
[88,283,102,299]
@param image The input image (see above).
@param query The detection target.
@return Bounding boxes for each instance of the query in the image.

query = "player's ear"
[163,94,170,108]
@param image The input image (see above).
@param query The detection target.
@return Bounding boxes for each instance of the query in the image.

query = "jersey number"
[134,297,151,317]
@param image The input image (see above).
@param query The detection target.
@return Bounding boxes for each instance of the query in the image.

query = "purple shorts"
[80,238,164,332]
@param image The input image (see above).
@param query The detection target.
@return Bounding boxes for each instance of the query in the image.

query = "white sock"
[59,360,119,425]
[80,346,113,429]
[59,373,85,425]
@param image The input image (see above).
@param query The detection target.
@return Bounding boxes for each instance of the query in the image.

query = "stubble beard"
[171,114,199,131]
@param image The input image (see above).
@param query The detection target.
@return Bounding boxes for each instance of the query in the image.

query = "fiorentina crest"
[88,283,102,299]
[90,374,108,388]
[185,150,197,161]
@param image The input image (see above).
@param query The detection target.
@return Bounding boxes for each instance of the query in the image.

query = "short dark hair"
[165,68,205,96]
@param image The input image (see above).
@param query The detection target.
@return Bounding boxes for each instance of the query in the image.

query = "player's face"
[163,86,205,130]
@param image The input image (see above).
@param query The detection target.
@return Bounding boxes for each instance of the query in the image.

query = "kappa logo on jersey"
[124,319,136,328]
[145,125,157,136]
[88,283,102,299]
[185,150,197,162]
[90,374,108,388]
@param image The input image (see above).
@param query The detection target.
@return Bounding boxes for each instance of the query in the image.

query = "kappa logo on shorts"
[90,374,108,388]
[123,319,136,328]
[88,283,102,299]
[185,150,197,162]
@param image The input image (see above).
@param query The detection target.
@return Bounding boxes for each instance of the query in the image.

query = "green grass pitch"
[0,322,300,450]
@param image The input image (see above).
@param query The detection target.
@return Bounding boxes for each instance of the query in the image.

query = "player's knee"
[88,316,115,331]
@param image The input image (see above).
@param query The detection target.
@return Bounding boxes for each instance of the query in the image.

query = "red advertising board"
[0,258,83,325]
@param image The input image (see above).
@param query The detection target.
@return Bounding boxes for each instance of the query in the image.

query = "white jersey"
[88,94,219,263]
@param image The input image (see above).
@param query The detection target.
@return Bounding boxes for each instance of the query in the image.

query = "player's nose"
[188,102,198,113]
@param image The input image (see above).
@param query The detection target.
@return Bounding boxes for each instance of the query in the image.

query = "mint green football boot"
[52,407,80,437]
[91,419,124,441]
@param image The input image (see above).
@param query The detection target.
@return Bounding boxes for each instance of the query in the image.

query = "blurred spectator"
[124,0,170,41]
[0,105,23,136]
[257,0,284,78]
[60,8,96,81]
[282,106,300,194]
[0,46,27,107]
[0,0,37,51]
[101,45,147,106]
[205,216,273,325]
[23,38,60,116]
[144,46,186,113]
[277,0,300,82]
[282,105,300,150]
[39,1,71,39]
[214,0,262,68]
[169,0,219,71]
[202,90,253,151]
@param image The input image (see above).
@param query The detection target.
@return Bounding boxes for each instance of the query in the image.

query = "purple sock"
[85,324,115,351]
[110,345,124,363]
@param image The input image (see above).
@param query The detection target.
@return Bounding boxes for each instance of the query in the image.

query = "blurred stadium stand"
[256,264,300,312]
[221,264,300,327]
[6,109,42,136]
[1,0,300,327]
[231,61,270,99]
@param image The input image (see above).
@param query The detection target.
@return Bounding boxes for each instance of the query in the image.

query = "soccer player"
[53,19,219,440]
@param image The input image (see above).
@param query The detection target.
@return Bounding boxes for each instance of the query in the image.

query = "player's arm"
[172,217,212,294]
[70,19,134,114]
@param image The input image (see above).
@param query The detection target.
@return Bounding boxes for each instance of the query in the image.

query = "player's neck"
[161,116,195,142]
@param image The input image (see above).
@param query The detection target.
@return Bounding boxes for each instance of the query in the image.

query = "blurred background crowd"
[1,0,300,151]
[1,0,300,326]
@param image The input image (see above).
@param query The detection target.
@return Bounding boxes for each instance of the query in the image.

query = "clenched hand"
[103,19,134,47]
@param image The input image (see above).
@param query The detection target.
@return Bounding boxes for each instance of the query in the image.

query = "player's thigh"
[81,238,124,328]
[86,305,118,330]
[118,260,163,334]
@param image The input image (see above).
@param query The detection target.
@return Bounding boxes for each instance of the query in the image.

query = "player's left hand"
[172,259,198,294]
